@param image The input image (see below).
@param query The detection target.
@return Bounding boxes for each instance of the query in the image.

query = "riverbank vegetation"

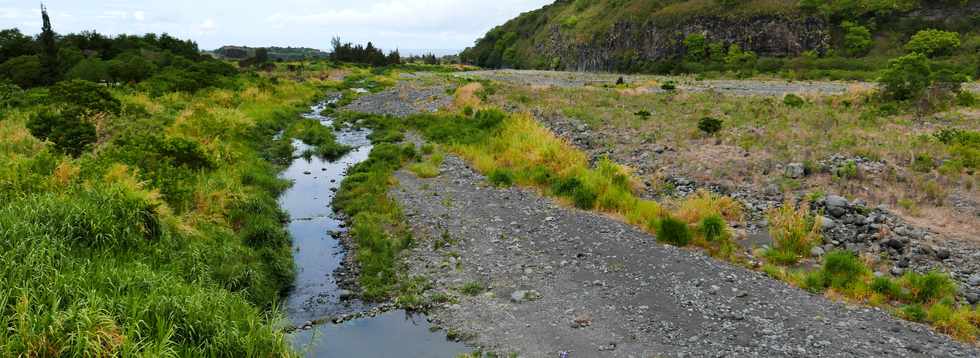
[0,8,390,354]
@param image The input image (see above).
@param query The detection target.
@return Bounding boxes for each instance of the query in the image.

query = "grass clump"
[656,216,692,247]
[699,214,726,242]
[460,281,486,296]
[288,117,351,160]
[783,93,805,107]
[697,116,722,135]
[764,202,821,265]
[408,148,444,178]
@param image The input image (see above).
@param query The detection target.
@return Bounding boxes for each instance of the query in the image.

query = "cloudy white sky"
[0,0,552,53]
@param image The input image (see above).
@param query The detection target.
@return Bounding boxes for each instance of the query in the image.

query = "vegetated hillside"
[211,45,329,61]
[461,0,980,79]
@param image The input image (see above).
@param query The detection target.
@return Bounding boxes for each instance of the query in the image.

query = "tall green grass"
[0,70,339,355]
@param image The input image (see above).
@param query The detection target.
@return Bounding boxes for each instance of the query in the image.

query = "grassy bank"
[0,68,347,355]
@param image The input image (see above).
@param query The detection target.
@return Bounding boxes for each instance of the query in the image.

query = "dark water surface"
[281,100,470,357]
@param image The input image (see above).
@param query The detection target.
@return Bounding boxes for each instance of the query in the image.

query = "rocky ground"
[534,110,980,304]
[335,77,980,356]
[392,154,978,357]
[343,81,451,116]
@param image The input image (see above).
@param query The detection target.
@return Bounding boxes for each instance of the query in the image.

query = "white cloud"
[198,18,216,34]
[133,11,145,21]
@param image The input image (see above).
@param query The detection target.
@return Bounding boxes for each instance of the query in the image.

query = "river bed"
[279,99,470,357]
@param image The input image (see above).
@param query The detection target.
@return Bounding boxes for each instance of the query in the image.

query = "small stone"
[810,246,825,257]
[891,266,904,276]
[968,274,980,287]
[510,289,541,303]
[303,171,312,175]
[819,216,836,230]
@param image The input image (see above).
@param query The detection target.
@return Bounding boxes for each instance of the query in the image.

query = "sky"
[0,0,552,53]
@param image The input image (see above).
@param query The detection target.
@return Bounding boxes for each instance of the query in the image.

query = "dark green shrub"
[906,29,961,57]
[48,79,121,115]
[657,216,692,246]
[634,110,651,119]
[904,271,956,303]
[571,185,597,209]
[956,91,976,107]
[841,21,872,57]
[783,93,805,107]
[487,168,515,187]
[879,53,931,101]
[27,106,96,157]
[870,276,902,298]
[661,81,677,91]
[700,214,726,242]
[912,153,934,173]
[901,304,927,322]
[821,250,868,289]
[683,34,707,62]
[697,116,723,135]
[0,55,42,88]
[528,165,556,185]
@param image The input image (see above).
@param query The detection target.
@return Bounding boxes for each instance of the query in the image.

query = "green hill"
[461,0,980,79]
[210,45,328,61]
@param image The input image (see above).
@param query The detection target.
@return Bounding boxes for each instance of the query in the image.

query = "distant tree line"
[329,37,400,66]
[0,5,236,93]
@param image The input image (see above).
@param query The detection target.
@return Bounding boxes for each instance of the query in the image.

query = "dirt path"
[390,154,978,357]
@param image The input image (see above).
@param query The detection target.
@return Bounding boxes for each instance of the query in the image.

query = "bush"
[906,29,961,57]
[841,21,872,57]
[902,304,928,322]
[904,271,957,303]
[956,91,976,107]
[49,79,121,115]
[821,250,868,290]
[697,117,723,135]
[699,214,726,242]
[657,216,692,246]
[27,106,97,157]
[879,53,931,101]
[487,168,514,187]
[683,34,708,62]
[661,80,677,91]
[871,276,902,298]
[0,55,42,88]
[783,93,805,107]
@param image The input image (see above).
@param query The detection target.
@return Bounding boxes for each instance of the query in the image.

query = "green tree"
[49,79,121,115]
[841,21,872,57]
[26,106,97,157]
[905,29,961,57]
[67,57,109,82]
[684,34,708,62]
[879,53,931,100]
[107,52,155,83]
[0,55,43,88]
[255,48,269,63]
[0,29,38,64]
[39,4,60,85]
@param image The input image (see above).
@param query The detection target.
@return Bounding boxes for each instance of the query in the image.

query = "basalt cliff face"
[537,16,829,71]
[461,0,978,72]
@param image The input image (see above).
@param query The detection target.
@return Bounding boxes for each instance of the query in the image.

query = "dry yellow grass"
[453,82,484,109]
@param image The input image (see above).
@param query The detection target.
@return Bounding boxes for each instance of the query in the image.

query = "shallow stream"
[280,99,470,357]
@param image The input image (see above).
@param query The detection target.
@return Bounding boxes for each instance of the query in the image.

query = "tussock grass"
[764,201,822,264]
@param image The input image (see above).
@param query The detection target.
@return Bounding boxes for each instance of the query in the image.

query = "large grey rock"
[825,195,849,209]
[785,163,805,179]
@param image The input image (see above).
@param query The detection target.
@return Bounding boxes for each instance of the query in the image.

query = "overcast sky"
[0,0,551,53]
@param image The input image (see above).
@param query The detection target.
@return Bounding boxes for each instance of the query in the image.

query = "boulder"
[785,163,805,179]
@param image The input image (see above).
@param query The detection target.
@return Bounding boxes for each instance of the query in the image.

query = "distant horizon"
[0,0,552,52]
[210,44,461,56]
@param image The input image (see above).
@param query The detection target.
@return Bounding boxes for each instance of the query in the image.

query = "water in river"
[280,100,470,357]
